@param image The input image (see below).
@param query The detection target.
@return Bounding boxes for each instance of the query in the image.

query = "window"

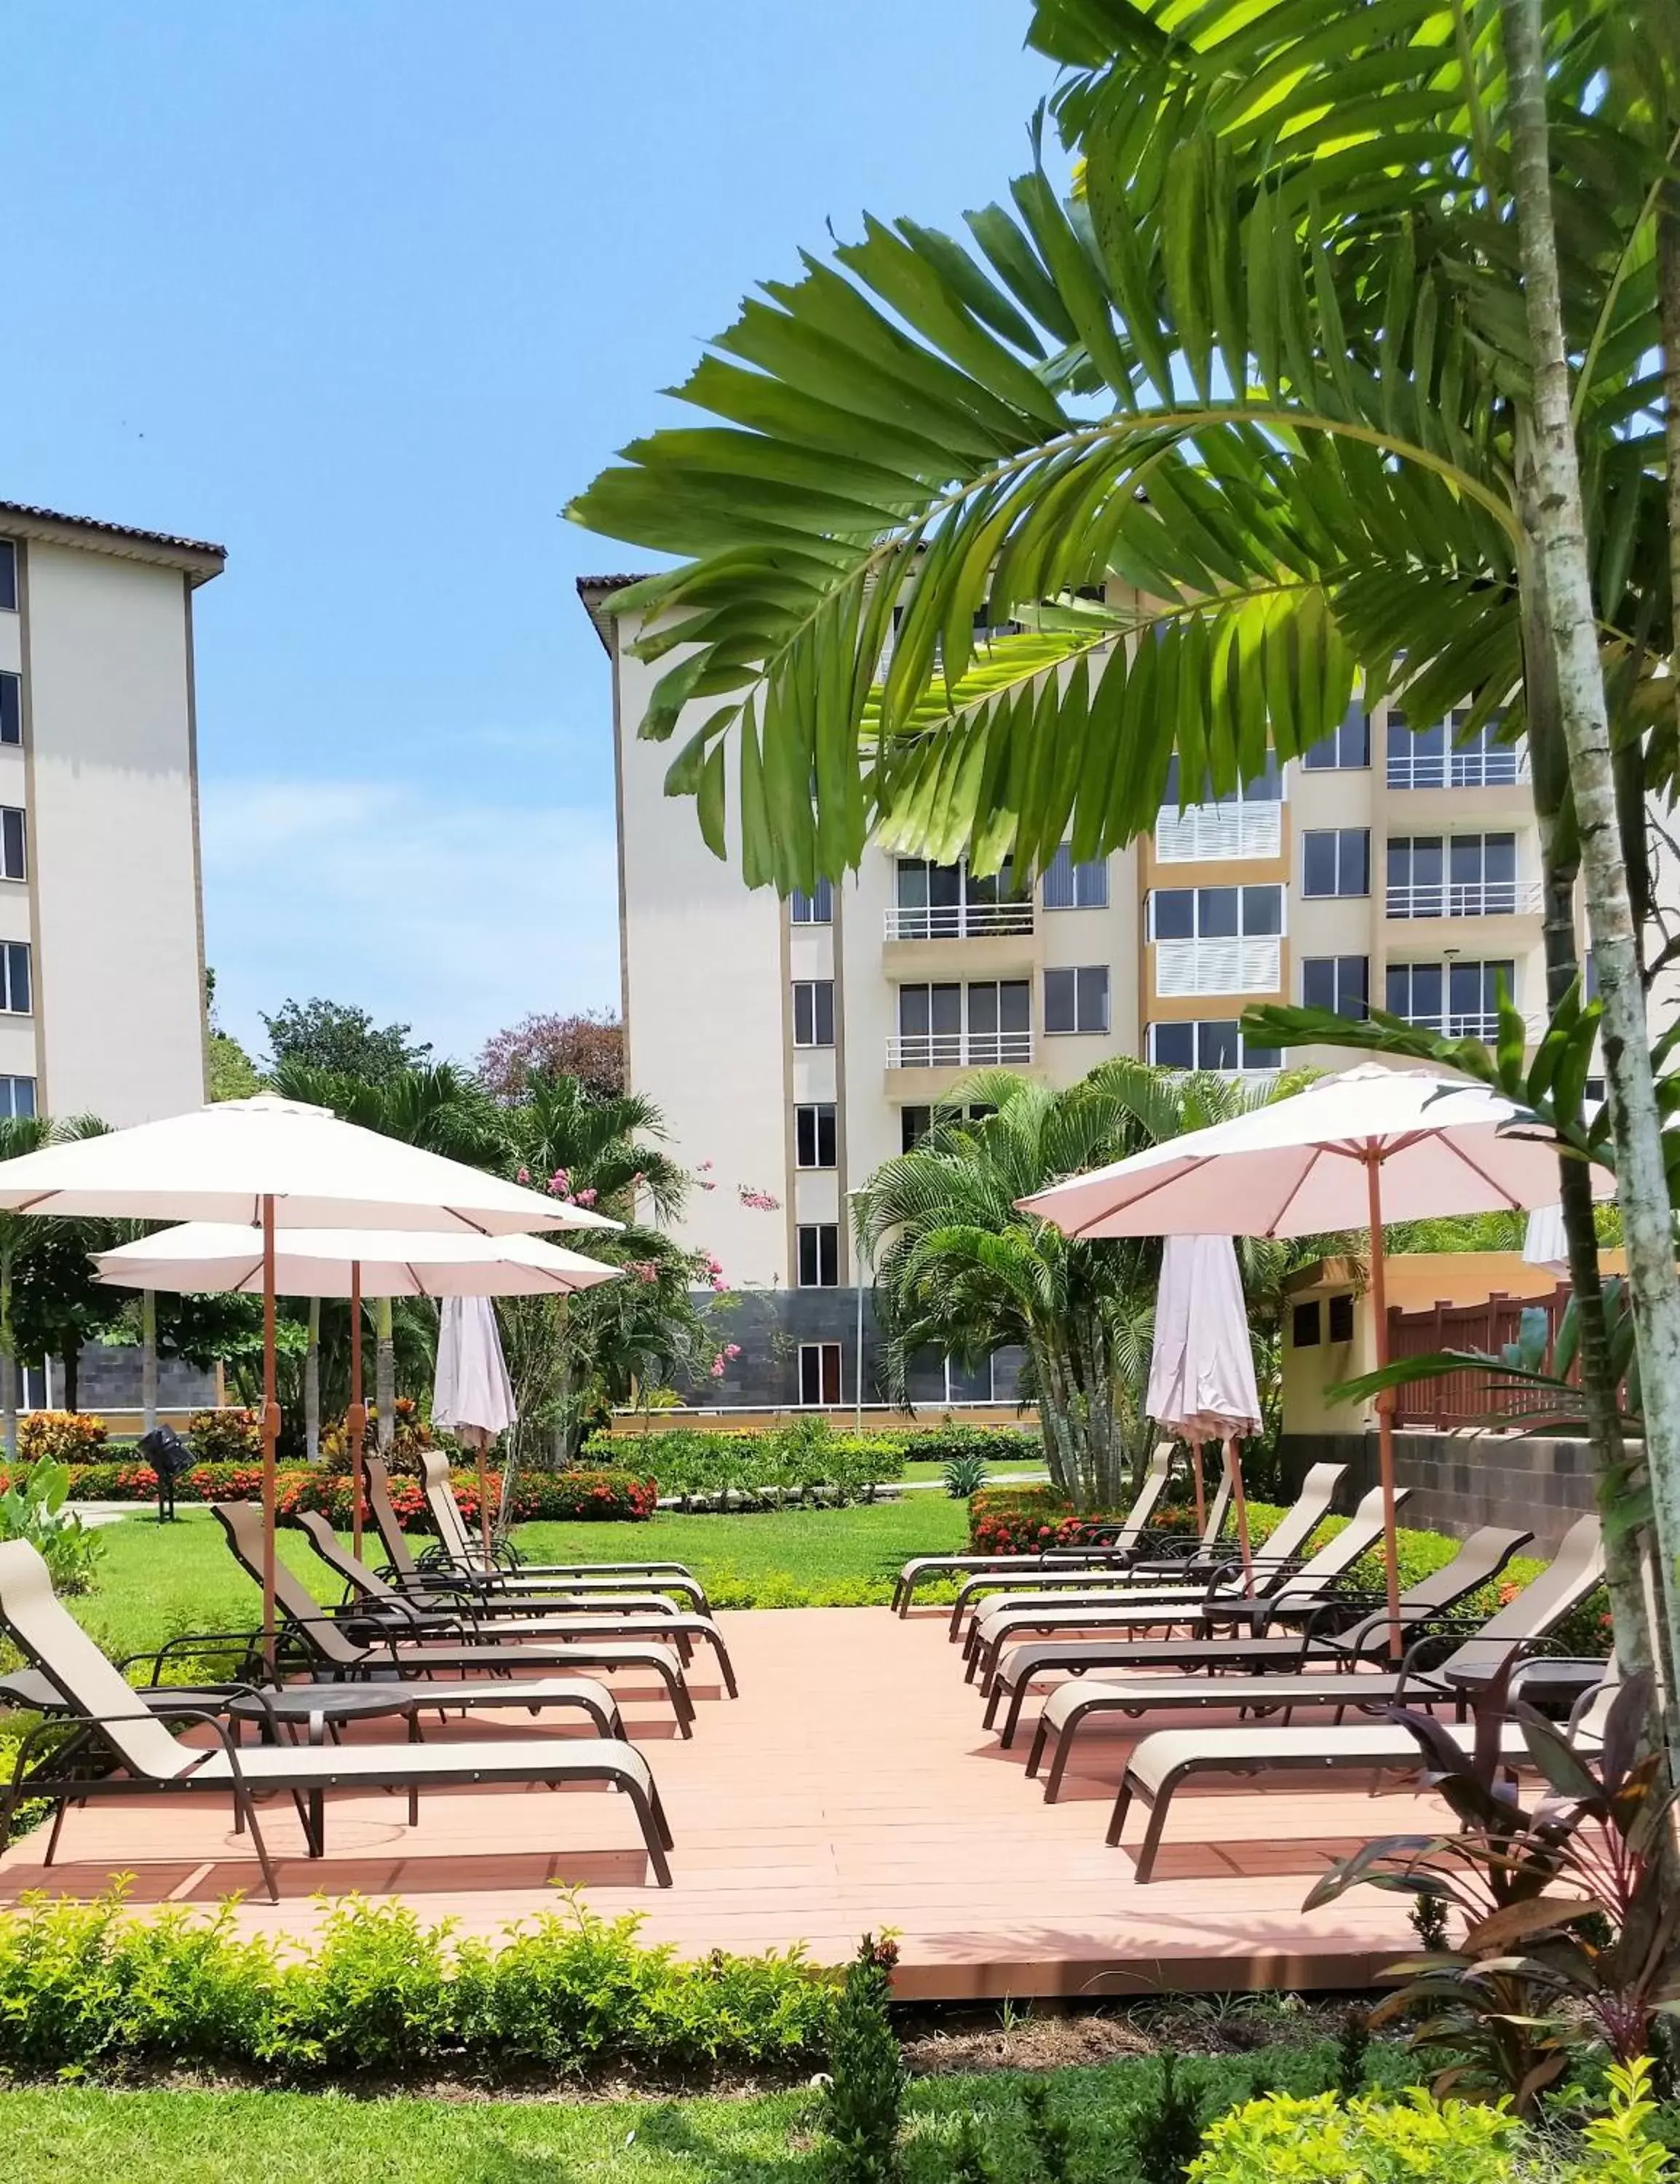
[0,810,25,883]
[0,674,18,748]
[1162,751,1283,807]
[1292,1300,1322,1348]
[799,1342,842,1406]
[1328,1293,1355,1343]
[0,1077,34,1119]
[1387,710,1522,789]
[1149,885,1283,941]
[900,1105,931,1153]
[1301,956,1369,1020]
[1302,705,1371,771]
[896,981,1029,1065]
[907,1348,1003,1404]
[1386,959,1514,1039]
[1148,1019,1279,1072]
[794,1103,836,1169]
[791,878,833,924]
[0,542,15,615]
[1303,827,1370,898]
[1387,833,1517,918]
[1042,844,1109,909]
[796,1223,839,1288]
[894,855,1026,938]
[792,980,834,1048]
[0,943,31,1015]
[1044,965,1110,1035]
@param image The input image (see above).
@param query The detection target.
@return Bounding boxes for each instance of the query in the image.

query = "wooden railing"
[1387,1284,1577,1430]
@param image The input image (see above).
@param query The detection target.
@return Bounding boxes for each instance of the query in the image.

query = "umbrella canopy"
[1019,1064,1609,1240]
[1146,1235,1262,1444]
[1523,1203,1570,1277]
[92,1222,623,1298]
[434,1294,518,1441]
[0,1095,618,1233]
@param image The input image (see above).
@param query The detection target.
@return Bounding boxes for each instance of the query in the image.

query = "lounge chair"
[1109,1645,1616,1882]
[1024,1521,1540,1793]
[0,1540,675,1897]
[964,1471,1383,1689]
[365,1456,698,1600]
[213,1503,699,1730]
[890,1446,1179,1615]
[411,1454,710,1608]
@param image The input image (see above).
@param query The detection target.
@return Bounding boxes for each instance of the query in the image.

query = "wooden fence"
[1387,1283,1577,1431]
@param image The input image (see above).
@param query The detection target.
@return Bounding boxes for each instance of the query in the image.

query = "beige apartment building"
[0,500,223,1129]
[584,577,1568,1411]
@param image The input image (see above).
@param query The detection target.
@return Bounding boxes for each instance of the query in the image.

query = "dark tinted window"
[1292,1300,1322,1348]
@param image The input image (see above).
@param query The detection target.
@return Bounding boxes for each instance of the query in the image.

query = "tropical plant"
[820,1932,906,2184]
[1185,2086,1523,2184]
[0,1457,101,1594]
[1305,1669,1680,2106]
[942,1452,988,1500]
[853,1062,1309,1510]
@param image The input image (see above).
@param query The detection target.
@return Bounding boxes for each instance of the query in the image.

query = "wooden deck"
[0,1607,1435,2000]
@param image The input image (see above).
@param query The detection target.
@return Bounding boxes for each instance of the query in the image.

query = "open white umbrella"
[94,1221,621,1559]
[1022,1064,1610,1656]
[434,1294,520,1569]
[1146,1235,1263,1579]
[0,1096,614,1653]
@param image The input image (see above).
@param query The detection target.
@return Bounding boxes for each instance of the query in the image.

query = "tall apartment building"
[0,501,224,1126]
[585,577,1570,1410]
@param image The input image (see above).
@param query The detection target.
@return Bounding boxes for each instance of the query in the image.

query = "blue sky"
[4,2,1060,1066]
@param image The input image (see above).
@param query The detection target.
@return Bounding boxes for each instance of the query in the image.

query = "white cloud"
[200,775,622,1066]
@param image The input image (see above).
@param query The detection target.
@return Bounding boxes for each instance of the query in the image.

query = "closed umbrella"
[434,1294,520,1570]
[1146,1235,1263,1580]
[94,1222,621,1559]
[0,1096,611,1653]
[1021,1064,1610,1658]
[1523,1204,1570,1277]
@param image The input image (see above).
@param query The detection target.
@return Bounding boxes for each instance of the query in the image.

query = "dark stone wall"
[1276,1428,1599,1554]
[680,1289,1026,1411]
[73,1345,217,1412]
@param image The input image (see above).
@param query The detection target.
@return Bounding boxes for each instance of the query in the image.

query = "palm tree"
[853,1064,1298,1510]
[269,1061,507,1445]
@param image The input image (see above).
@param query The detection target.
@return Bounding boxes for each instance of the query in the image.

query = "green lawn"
[0,2043,1374,2184]
[29,1490,974,1668]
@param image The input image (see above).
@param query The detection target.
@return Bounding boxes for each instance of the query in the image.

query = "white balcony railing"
[883,901,1034,942]
[1153,935,1283,999]
[1397,1011,1545,1044]
[1154,802,1283,863]
[887,1030,1035,1069]
[1385,880,1543,920]
[1387,742,1530,791]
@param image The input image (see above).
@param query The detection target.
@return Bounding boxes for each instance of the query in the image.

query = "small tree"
[261,997,432,1084]
[478,1010,625,1101]
[821,1934,906,2184]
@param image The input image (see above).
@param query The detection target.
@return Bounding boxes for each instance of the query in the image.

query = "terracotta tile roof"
[0,499,226,577]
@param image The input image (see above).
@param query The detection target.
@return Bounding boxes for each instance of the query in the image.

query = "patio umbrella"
[0,1096,614,1654]
[1146,1235,1263,1580]
[1523,1203,1570,1277]
[93,1222,621,1558]
[433,1294,519,1570]
[1021,1064,1609,1657]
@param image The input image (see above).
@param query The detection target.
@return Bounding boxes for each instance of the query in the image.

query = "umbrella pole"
[1226,1437,1253,1593]
[260,1193,278,1671]
[349,1263,365,1559]
[1365,1150,1404,1663]
[475,1431,494,1572]
[1189,1442,1205,1537]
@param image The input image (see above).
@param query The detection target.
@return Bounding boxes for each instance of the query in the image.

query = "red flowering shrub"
[5,1460,655,1525]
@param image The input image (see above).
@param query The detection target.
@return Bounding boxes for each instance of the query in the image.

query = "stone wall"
[72,1344,217,1412]
[1276,1427,1601,1554]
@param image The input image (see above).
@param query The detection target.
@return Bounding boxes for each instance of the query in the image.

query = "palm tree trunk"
[375,1294,395,1449]
[1504,0,1680,1711]
[1661,192,1680,722]
[304,1297,320,1463]
[140,1289,158,1437]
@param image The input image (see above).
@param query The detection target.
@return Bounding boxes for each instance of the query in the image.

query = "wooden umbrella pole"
[1189,1442,1205,1536]
[349,1262,365,1559]
[1227,1436,1253,1594]
[260,1193,278,1670]
[1365,1148,1404,1663]
[476,1431,494,1572]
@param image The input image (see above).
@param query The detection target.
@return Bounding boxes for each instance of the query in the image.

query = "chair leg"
[1105,1779,1133,1848]
[1025,1716,1050,1779]
[1045,1717,1081,1804]
[622,1779,673,1887]
[999,1681,1032,1750]
[43,1797,68,1867]
[237,1785,281,1902]
[707,1634,739,1698]
[1128,1788,1172,1883]
[981,1679,1005,1732]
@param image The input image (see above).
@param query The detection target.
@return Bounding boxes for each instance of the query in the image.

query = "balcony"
[1395,1011,1545,1044]
[1387,743,1529,791]
[1385,880,1543,919]
[1153,935,1283,999]
[1154,802,1282,863]
[886,1030,1034,1069]
[883,901,1034,942]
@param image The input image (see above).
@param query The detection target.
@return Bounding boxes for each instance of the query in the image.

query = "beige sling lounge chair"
[0,1540,675,1896]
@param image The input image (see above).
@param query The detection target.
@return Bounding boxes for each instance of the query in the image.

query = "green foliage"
[184,1409,261,1463]
[1580,2057,1675,2184]
[593,1424,906,1511]
[0,1886,833,2079]
[943,1454,990,1499]
[821,1933,906,2184]
[1336,2006,1373,2104]
[1128,2052,1209,2184]
[946,2111,999,2183]
[0,1457,102,1594]
[16,1411,106,1462]
[261,997,432,1085]
[1186,2086,1524,2183]
[1018,2078,1074,2180]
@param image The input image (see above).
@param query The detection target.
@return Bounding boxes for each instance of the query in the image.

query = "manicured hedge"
[0,1461,657,1526]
